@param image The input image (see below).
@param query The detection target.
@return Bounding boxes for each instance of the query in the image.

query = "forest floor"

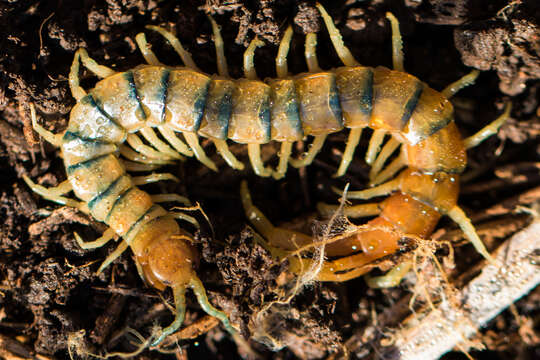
[0,1,539,359]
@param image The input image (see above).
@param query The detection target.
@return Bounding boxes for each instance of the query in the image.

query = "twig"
[383,219,540,360]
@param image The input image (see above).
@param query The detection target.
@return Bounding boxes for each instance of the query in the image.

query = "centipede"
[23,1,510,349]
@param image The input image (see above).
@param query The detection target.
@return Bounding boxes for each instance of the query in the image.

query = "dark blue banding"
[286,86,303,137]
[428,115,452,137]
[217,92,232,139]
[63,131,111,145]
[192,81,210,132]
[82,94,123,129]
[66,153,110,175]
[259,93,271,142]
[401,81,424,127]
[124,71,147,120]
[329,77,343,126]
[88,175,124,211]
[361,69,373,115]
[159,69,171,123]
[105,187,135,223]
[124,204,159,240]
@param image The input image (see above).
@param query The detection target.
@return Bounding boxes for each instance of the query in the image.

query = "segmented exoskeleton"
[23,2,510,347]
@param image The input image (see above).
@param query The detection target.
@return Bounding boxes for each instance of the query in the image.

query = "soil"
[0,1,539,360]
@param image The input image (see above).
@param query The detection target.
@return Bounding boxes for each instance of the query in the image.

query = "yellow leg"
[119,146,174,165]
[247,144,272,177]
[151,285,186,346]
[126,134,176,161]
[243,37,265,80]
[157,126,194,157]
[273,141,293,180]
[385,12,404,72]
[365,129,386,165]
[131,173,179,186]
[121,160,162,172]
[134,32,163,66]
[139,127,184,160]
[96,240,129,274]
[208,15,229,77]
[333,177,400,200]
[289,135,327,168]
[464,102,512,149]
[442,70,480,98]
[145,25,199,70]
[69,48,116,101]
[334,128,363,177]
[74,228,116,250]
[317,202,380,218]
[369,137,401,182]
[22,175,85,209]
[447,206,493,262]
[170,212,199,228]
[304,33,321,72]
[315,3,359,66]
[29,104,62,147]
[151,194,191,206]
[213,139,245,170]
[370,151,406,185]
[276,25,293,78]
[183,132,218,172]
[365,260,413,288]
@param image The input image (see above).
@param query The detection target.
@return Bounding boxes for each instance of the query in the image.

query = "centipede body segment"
[23,2,511,347]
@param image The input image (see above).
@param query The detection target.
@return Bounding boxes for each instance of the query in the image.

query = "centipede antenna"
[365,129,386,165]
[317,202,381,218]
[244,37,265,80]
[365,260,413,288]
[447,206,494,262]
[315,2,359,67]
[127,133,176,161]
[369,137,401,181]
[207,14,229,77]
[273,141,293,180]
[276,25,294,78]
[385,12,404,72]
[119,145,174,165]
[182,132,218,171]
[335,177,400,200]
[150,194,191,206]
[157,126,194,157]
[464,102,512,149]
[370,151,406,185]
[247,144,272,177]
[96,240,129,274]
[74,228,116,250]
[146,25,199,71]
[190,276,237,336]
[290,135,327,168]
[442,70,480,99]
[334,128,363,177]
[139,127,184,160]
[304,33,321,72]
[29,104,63,147]
[132,173,179,186]
[151,286,186,346]
[69,49,87,101]
[213,139,245,170]
[135,33,164,66]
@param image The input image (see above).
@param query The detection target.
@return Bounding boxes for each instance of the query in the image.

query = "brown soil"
[0,1,539,359]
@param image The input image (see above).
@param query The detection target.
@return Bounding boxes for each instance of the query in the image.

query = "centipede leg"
[365,129,386,165]
[276,25,293,78]
[464,102,512,149]
[22,175,87,210]
[447,206,493,262]
[385,12,404,72]
[29,104,62,147]
[135,32,164,66]
[151,285,186,346]
[334,128,363,177]
[333,177,400,200]
[132,173,179,185]
[145,25,199,71]
[243,37,265,80]
[315,3,359,67]
[369,137,401,181]
[119,146,173,165]
[96,240,129,274]
[183,132,218,172]
[370,151,406,185]
[289,135,327,168]
[139,127,185,160]
[247,144,272,177]
[69,48,115,100]
[364,260,413,288]
[317,202,380,218]
[74,228,116,250]
[121,160,162,172]
[442,70,480,98]
[151,194,191,206]
[170,212,200,228]
[208,15,229,77]
[127,133,177,161]
[304,33,321,72]
[273,141,293,180]
[213,139,244,170]
[157,126,194,157]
